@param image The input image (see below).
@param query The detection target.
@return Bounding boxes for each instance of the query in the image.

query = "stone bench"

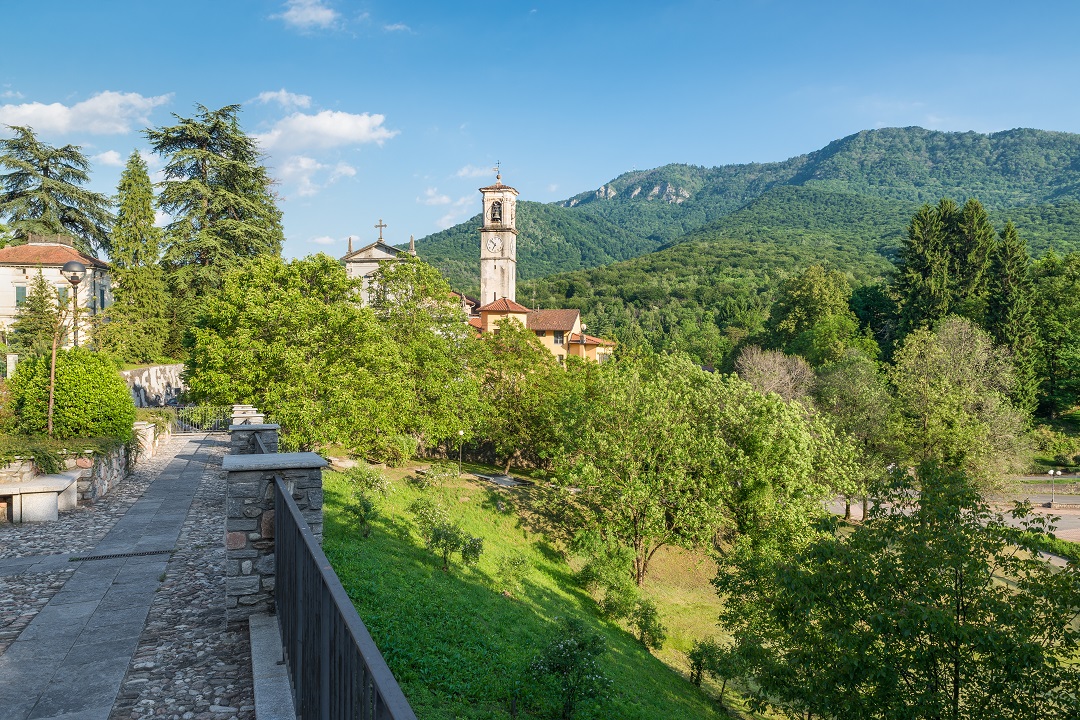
[0,470,81,522]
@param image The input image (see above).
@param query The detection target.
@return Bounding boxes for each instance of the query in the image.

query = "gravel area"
[0,436,189,560]
[110,438,255,720]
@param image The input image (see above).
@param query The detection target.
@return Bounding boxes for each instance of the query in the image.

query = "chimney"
[408,235,416,256]
[347,236,353,254]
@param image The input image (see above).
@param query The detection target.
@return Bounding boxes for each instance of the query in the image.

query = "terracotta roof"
[0,242,107,269]
[527,309,580,332]
[569,333,615,347]
[477,297,530,313]
[479,183,519,194]
[467,316,482,329]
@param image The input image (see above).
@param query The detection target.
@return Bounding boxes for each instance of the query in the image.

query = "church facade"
[340,220,416,305]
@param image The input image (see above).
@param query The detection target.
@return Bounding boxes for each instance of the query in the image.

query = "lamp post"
[458,429,464,477]
[61,260,86,347]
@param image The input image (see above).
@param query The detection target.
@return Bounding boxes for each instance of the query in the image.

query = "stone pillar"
[222,452,327,625]
[6,353,17,379]
[229,424,280,455]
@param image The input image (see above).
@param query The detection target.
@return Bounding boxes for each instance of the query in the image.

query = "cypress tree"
[988,222,1039,414]
[111,150,161,269]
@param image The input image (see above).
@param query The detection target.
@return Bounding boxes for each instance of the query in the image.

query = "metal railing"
[168,406,234,434]
[274,476,417,720]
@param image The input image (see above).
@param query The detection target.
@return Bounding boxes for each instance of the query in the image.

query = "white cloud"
[419,187,450,206]
[383,23,411,32]
[256,89,312,109]
[0,91,172,135]
[1,89,23,100]
[92,150,125,167]
[274,0,340,30]
[311,235,337,245]
[277,155,356,196]
[154,209,172,228]
[437,196,476,229]
[455,164,496,179]
[256,110,398,152]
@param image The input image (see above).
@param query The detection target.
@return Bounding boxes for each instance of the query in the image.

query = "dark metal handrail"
[274,476,418,720]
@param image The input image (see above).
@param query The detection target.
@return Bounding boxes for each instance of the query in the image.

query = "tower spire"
[409,235,416,256]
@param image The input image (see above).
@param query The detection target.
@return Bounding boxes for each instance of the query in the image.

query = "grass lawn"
[323,465,753,720]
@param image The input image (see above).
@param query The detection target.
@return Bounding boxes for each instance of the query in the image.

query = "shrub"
[410,461,456,490]
[629,599,666,650]
[379,433,418,467]
[343,489,377,538]
[407,496,447,543]
[496,551,531,596]
[529,617,609,720]
[9,348,135,441]
[687,638,740,700]
[574,533,639,619]
[345,464,391,496]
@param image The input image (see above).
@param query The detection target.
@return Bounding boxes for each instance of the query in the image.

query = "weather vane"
[493,161,501,183]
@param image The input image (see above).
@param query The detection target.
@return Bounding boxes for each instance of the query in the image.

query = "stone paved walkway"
[0,434,255,720]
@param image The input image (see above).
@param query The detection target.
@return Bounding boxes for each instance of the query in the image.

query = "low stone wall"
[133,421,173,460]
[121,363,186,408]
[76,446,127,503]
[0,458,37,484]
[229,424,280,455]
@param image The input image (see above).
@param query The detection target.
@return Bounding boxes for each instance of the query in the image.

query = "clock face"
[487,235,503,253]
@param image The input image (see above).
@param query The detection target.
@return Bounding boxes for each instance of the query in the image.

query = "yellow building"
[472,298,614,363]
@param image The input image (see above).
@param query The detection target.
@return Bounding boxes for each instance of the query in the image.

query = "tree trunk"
[47,325,59,437]
[844,498,851,520]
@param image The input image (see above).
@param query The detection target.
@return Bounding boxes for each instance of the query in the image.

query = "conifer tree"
[10,270,62,355]
[895,202,951,333]
[949,198,995,319]
[987,222,1038,414]
[111,150,161,269]
[146,104,283,295]
[96,151,170,363]
[0,126,113,255]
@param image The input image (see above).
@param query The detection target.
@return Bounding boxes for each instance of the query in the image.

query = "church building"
[470,173,614,363]
[341,219,416,305]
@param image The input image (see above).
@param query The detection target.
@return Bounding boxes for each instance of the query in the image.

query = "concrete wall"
[120,363,186,407]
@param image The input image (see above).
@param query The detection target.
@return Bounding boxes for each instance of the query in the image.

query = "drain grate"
[69,548,176,562]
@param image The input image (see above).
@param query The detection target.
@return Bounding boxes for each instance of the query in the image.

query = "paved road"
[830,493,1080,543]
[0,436,217,720]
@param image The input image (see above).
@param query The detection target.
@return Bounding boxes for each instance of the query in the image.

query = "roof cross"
[374,218,387,240]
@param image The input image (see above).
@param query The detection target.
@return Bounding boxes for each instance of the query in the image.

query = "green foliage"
[573,532,639,619]
[628,599,666,651]
[147,103,283,296]
[529,617,609,720]
[427,518,483,571]
[411,461,457,491]
[495,551,531,596]
[344,463,391,496]
[716,464,1080,719]
[0,434,124,475]
[94,265,170,363]
[0,125,113,255]
[183,254,413,455]
[10,270,62,355]
[686,638,740,690]
[343,489,377,538]
[8,348,135,441]
[407,496,447,544]
[987,222,1039,413]
[889,316,1030,487]
[1031,251,1080,416]
[111,150,161,268]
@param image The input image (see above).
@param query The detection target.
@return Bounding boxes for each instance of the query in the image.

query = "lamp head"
[61,260,86,285]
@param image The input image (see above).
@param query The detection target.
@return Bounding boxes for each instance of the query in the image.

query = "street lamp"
[457,429,465,477]
[61,260,86,347]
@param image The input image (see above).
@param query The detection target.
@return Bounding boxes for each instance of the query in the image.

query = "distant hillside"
[417,127,1080,293]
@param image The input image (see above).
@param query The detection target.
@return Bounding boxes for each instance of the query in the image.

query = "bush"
[407,496,447,543]
[379,433,418,467]
[9,348,135,441]
[496,551,531,596]
[345,464,391,496]
[574,533,639,619]
[410,461,456,490]
[629,599,666,650]
[529,617,609,720]
[343,489,377,538]
[687,638,741,700]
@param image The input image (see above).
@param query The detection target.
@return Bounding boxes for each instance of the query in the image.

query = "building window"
[536,330,546,338]
[553,330,564,345]
[15,286,26,306]
[557,354,565,365]
[99,288,106,310]
[57,287,68,305]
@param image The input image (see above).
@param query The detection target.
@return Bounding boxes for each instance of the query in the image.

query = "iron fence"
[274,476,417,720]
[167,406,233,434]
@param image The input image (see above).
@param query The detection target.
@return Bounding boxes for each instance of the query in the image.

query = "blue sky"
[2,0,1079,259]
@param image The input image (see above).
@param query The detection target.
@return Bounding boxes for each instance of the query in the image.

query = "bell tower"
[479,169,519,304]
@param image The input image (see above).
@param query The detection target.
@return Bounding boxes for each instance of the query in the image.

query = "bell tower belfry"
[479,170,519,305]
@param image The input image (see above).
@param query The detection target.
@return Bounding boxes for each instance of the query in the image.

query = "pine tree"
[111,150,161,269]
[949,198,995,321]
[146,104,283,295]
[0,126,113,256]
[10,270,63,355]
[895,202,951,333]
[987,222,1038,414]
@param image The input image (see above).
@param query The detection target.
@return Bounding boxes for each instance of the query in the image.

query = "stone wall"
[75,446,127,502]
[223,420,326,625]
[229,424,280,455]
[120,363,186,407]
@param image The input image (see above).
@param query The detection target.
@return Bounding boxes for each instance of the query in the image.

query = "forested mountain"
[416,127,1080,294]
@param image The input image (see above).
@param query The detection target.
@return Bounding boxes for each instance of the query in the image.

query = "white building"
[0,234,111,346]
[340,220,416,305]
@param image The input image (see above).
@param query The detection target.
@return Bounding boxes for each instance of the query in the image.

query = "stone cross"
[375,219,387,240]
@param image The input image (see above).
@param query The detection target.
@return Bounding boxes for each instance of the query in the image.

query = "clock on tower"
[479,170,519,304]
